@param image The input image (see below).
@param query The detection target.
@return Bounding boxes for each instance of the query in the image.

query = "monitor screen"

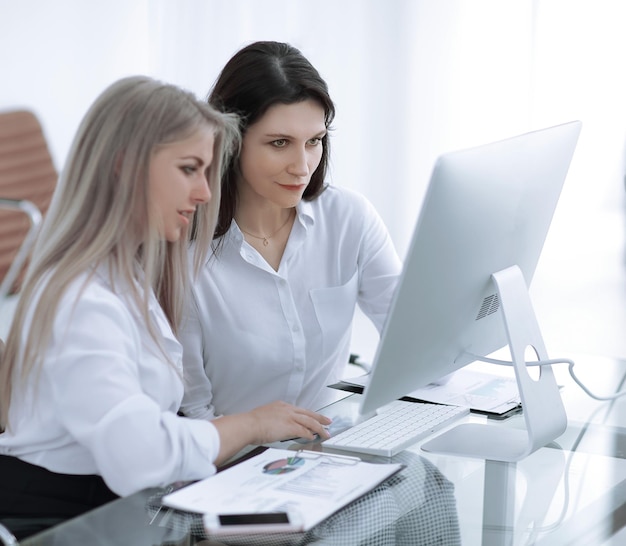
[359,121,582,460]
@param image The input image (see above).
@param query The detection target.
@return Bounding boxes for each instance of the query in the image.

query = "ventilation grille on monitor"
[476,293,500,320]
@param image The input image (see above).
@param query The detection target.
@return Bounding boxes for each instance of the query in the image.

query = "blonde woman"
[0,76,330,539]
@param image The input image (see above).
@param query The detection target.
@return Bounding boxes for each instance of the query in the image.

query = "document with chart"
[337,366,521,416]
[162,447,404,532]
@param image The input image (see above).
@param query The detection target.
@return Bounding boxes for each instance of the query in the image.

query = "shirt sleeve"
[355,193,403,332]
[178,284,220,420]
[44,283,220,496]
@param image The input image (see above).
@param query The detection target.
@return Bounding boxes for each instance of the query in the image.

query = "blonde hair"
[0,76,239,427]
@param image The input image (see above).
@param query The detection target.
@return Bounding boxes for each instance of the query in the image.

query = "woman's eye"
[181,165,196,175]
[271,139,288,148]
[308,137,322,146]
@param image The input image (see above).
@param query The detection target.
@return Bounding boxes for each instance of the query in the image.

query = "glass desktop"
[16,353,626,546]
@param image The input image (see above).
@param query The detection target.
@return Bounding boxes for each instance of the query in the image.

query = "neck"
[235,207,294,238]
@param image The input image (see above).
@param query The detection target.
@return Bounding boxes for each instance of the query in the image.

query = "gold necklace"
[239,210,294,247]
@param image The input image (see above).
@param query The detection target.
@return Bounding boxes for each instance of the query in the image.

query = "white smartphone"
[203,511,304,535]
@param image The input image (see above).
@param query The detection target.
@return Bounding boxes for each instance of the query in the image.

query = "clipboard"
[162,447,404,533]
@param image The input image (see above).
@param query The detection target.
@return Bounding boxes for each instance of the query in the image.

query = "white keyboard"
[323,400,469,457]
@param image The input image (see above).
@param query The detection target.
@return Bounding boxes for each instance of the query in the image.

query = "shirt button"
[292,324,300,332]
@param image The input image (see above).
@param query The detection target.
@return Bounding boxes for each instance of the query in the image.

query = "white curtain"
[148,0,535,257]
[1,0,626,357]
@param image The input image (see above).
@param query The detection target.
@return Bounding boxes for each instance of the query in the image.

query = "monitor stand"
[421,265,568,462]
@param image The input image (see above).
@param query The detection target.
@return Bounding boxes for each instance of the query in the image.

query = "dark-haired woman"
[180,41,401,420]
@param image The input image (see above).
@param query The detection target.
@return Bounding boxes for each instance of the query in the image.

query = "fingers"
[252,401,332,443]
[294,409,332,439]
[298,407,332,426]
[216,402,334,461]
[288,409,331,441]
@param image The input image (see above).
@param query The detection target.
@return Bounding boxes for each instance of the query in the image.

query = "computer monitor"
[359,121,582,462]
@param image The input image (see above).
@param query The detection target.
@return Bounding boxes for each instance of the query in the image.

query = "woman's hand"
[247,400,331,444]
[211,401,331,464]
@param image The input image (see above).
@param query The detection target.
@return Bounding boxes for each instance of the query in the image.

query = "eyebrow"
[180,155,207,165]
[265,130,327,139]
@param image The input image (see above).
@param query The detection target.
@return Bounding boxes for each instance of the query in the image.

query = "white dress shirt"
[180,185,402,419]
[0,267,220,496]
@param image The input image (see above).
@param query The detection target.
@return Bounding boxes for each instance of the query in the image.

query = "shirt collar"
[296,198,315,229]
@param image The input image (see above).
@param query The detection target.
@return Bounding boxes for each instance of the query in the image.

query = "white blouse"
[180,185,402,419]
[0,268,220,496]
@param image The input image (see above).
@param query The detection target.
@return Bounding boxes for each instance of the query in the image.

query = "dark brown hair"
[208,41,336,238]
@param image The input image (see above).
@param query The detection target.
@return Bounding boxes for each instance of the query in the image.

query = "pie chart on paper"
[262,456,305,475]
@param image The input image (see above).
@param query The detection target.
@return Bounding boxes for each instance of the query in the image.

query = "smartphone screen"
[204,511,302,535]
[218,513,290,525]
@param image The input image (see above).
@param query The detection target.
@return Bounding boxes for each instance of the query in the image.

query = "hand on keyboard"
[290,415,353,444]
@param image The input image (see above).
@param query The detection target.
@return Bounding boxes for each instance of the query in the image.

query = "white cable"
[467,354,626,401]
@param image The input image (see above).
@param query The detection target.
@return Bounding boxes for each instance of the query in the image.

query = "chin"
[165,229,182,243]
[278,195,303,208]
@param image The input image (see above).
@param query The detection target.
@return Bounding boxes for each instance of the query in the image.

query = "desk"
[20,354,626,545]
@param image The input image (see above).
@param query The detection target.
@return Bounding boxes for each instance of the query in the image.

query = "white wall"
[0,0,152,169]
[0,0,534,255]
[528,0,626,360]
[1,0,626,359]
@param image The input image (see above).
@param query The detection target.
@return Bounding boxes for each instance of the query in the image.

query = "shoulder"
[317,184,371,206]
[55,271,138,331]
[37,270,152,362]
[66,270,131,306]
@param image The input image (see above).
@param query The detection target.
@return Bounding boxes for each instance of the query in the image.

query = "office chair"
[0,109,56,306]
[0,199,41,304]
[0,110,55,541]
[0,339,17,546]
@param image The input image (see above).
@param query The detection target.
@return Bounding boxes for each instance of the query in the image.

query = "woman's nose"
[194,176,211,204]
[287,148,309,177]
